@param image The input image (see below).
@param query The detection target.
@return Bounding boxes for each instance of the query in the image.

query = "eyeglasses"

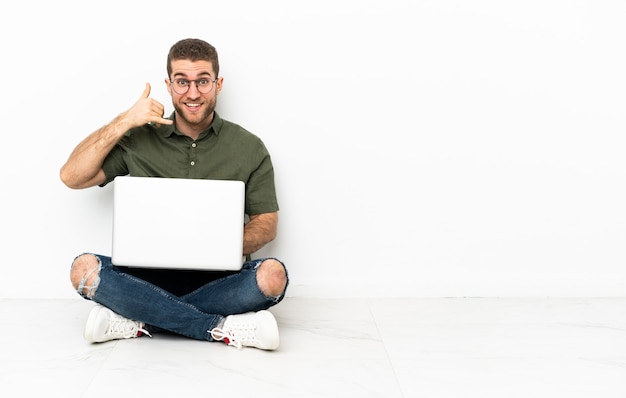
[169,78,217,94]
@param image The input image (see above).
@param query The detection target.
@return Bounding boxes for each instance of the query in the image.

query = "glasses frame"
[169,77,218,95]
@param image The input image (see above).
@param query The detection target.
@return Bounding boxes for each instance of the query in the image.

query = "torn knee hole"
[257,259,287,297]
[71,254,102,298]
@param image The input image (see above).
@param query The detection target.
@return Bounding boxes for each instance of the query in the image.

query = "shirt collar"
[160,112,224,139]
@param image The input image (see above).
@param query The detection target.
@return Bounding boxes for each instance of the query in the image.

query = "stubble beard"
[174,99,217,128]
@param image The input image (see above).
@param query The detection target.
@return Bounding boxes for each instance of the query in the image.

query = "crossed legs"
[69,253,288,345]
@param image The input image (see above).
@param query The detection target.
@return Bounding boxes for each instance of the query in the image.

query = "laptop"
[111,176,245,271]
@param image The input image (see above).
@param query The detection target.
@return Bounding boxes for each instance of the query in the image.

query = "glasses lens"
[172,79,187,94]
[197,79,214,94]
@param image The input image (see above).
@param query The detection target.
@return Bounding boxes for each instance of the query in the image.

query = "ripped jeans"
[71,254,288,341]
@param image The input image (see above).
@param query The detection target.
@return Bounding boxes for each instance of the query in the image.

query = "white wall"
[1,0,625,299]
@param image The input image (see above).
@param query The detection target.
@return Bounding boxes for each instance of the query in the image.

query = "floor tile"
[1,297,624,397]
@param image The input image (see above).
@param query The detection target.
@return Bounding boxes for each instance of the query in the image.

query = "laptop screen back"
[111,176,245,271]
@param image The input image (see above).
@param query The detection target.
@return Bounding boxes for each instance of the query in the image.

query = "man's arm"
[243,212,278,256]
[59,83,172,189]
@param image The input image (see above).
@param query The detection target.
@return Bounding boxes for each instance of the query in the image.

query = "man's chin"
[180,111,213,126]
[174,103,215,127]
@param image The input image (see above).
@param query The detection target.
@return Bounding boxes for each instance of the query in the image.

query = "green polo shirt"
[101,112,279,215]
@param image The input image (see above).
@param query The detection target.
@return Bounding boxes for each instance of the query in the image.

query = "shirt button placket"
[189,142,197,172]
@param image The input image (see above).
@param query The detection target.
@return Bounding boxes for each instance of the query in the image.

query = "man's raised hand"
[125,83,173,128]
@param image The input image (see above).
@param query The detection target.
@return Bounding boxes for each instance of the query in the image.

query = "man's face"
[166,59,223,130]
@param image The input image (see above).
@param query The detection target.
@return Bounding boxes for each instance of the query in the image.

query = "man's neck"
[175,112,214,141]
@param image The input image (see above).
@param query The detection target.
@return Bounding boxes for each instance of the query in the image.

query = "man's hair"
[167,38,220,77]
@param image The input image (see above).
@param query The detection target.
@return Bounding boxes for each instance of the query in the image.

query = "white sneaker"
[210,310,279,350]
[84,304,151,343]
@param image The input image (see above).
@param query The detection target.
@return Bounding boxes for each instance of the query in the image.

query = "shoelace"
[210,323,257,349]
[107,313,152,338]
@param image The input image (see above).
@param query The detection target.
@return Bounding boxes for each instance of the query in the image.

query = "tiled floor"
[1,297,625,397]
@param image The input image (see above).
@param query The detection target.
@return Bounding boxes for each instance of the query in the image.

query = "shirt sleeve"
[245,142,280,215]
[100,144,129,187]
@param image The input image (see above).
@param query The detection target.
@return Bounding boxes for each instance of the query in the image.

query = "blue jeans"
[73,254,288,341]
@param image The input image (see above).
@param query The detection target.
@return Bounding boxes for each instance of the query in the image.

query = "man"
[60,38,288,350]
